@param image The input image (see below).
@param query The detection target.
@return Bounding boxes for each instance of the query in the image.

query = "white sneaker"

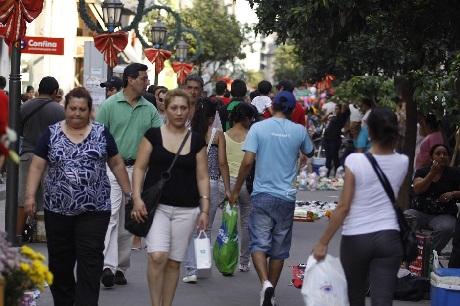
[239,263,250,272]
[260,281,274,306]
[182,274,197,283]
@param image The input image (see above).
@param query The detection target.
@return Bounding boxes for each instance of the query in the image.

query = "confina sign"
[21,36,65,55]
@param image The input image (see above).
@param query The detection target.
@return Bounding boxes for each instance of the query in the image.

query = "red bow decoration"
[0,0,44,46]
[172,62,194,85]
[94,32,128,68]
[145,48,172,74]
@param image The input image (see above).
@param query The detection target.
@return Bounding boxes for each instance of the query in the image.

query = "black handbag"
[125,130,191,237]
[364,152,418,262]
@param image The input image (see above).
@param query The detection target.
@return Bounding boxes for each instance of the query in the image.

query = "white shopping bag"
[301,254,349,306]
[194,230,212,269]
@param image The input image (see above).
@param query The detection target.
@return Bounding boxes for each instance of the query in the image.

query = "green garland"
[134,4,182,51]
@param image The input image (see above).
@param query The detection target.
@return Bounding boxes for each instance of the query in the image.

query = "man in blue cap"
[230,91,314,306]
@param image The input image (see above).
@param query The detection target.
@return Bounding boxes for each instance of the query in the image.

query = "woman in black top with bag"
[131,89,210,306]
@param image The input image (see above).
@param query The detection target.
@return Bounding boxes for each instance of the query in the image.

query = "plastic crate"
[431,268,460,306]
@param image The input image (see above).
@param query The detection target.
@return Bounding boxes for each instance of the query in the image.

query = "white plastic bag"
[194,230,212,269]
[301,255,349,306]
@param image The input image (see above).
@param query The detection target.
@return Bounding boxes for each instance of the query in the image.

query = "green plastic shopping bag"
[213,201,239,275]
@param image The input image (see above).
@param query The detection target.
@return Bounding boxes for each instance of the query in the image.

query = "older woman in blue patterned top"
[24,87,132,306]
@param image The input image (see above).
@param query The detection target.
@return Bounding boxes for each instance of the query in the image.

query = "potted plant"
[0,233,52,305]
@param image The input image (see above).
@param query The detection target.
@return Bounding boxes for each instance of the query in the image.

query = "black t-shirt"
[412,166,460,215]
[323,109,350,140]
[143,128,206,207]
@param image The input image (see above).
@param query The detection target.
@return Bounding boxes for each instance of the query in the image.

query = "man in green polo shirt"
[96,63,162,288]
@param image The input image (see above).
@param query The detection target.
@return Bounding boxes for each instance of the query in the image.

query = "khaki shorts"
[18,152,44,210]
[145,204,200,262]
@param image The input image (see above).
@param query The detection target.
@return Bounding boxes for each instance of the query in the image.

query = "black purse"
[364,152,418,262]
[125,130,191,237]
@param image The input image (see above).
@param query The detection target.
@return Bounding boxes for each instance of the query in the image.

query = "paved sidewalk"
[0,186,430,305]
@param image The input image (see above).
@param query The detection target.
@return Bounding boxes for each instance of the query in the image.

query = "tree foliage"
[144,0,246,77]
[272,44,306,84]
[332,76,395,109]
[248,0,460,81]
[180,0,246,71]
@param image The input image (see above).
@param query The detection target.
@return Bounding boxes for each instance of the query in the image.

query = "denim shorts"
[249,193,295,260]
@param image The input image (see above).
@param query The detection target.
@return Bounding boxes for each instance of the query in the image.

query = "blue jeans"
[249,193,295,260]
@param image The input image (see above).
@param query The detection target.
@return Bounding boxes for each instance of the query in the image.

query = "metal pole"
[5,41,21,245]
[107,66,113,81]
[154,71,159,86]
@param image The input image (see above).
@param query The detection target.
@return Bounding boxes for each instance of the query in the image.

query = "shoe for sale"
[114,270,127,285]
[182,274,197,283]
[101,268,114,288]
[239,263,250,272]
[260,283,274,306]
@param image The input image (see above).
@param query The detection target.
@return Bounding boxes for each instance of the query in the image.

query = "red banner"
[21,36,64,55]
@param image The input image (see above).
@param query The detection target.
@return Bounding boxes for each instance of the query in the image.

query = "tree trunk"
[395,77,417,209]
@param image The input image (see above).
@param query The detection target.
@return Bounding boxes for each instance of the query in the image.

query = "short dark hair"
[154,86,168,96]
[231,79,247,98]
[147,85,157,94]
[249,90,260,101]
[26,85,34,93]
[361,97,375,109]
[0,76,6,89]
[64,87,93,111]
[215,80,227,95]
[276,80,294,92]
[185,74,204,88]
[38,76,59,95]
[430,144,450,158]
[257,80,272,95]
[123,63,148,88]
[230,102,255,124]
[367,107,399,148]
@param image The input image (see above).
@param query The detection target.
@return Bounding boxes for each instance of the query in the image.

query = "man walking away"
[18,77,64,240]
[230,91,314,306]
[220,79,247,131]
[97,63,162,288]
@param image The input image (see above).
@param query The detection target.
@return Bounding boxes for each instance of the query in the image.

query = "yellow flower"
[20,262,30,272]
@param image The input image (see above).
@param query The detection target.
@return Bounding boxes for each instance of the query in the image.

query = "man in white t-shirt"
[230,91,314,306]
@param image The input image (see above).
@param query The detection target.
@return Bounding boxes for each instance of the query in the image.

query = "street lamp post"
[101,0,123,80]
[78,0,145,81]
[176,40,189,62]
[151,19,168,85]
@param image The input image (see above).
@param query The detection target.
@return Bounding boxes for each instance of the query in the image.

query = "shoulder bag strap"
[165,130,191,175]
[20,99,53,135]
[364,152,397,205]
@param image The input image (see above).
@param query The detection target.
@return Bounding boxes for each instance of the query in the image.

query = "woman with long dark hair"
[313,107,409,306]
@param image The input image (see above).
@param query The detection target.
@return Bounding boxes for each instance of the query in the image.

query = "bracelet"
[200,195,209,199]
[200,211,209,216]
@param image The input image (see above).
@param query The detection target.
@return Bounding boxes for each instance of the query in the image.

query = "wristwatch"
[124,192,133,202]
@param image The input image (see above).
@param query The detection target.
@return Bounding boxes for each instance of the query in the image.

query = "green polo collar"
[112,90,150,108]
